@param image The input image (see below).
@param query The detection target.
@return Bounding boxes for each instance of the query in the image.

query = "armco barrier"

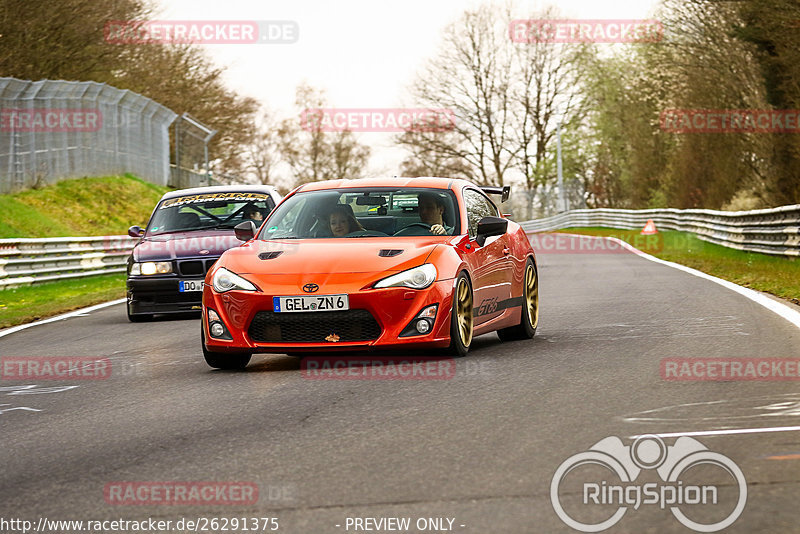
[0,236,136,288]
[519,205,800,257]
[1,204,799,289]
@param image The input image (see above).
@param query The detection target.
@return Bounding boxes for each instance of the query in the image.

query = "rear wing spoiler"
[480,185,510,203]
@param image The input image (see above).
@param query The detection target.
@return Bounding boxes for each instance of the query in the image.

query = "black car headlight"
[130,262,172,275]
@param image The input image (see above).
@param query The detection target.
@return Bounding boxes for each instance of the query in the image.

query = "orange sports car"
[200,177,539,369]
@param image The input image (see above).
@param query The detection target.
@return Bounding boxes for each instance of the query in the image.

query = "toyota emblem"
[303,283,319,293]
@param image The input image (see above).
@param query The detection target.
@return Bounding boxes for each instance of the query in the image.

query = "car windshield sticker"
[160,192,270,209]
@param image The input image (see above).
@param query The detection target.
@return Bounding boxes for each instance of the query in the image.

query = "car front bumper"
[202,279,456,353]
[127,276,206,315]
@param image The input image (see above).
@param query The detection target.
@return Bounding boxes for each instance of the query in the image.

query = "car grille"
[248,310,382,343]
[177,258,217,276]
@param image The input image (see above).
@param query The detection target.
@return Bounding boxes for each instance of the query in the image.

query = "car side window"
[464,189,499,237]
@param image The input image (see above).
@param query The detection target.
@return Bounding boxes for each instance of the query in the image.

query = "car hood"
[133,230,242,262]
[222,237,444,275]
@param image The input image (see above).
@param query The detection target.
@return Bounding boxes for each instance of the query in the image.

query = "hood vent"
[258,251,284,260]
[378,249,403,257]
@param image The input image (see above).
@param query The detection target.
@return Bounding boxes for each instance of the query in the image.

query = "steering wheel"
[394,222,433,236]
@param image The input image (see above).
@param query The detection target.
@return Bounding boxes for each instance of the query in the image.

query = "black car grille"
[177,258,217,276]
[248,310,382,343]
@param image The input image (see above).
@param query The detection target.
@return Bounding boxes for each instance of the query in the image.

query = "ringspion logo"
[551,435,746,532]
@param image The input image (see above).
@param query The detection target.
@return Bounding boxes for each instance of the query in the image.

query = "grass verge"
[555,227,800,304]
[0,174,168,238]
[0,274,126,329]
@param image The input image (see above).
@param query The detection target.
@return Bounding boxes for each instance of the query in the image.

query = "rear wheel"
[497,259,538,341]
[447,273,473,357]
[202,330,251,370]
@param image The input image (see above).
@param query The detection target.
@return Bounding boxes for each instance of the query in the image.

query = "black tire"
[497,258,538,341]
[202,330,251,370]
[127,305,152,323]
[447,272,473,357]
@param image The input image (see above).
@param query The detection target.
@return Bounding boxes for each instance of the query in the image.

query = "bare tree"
[508,6,589,218]
[278,84,371,186]
[245,110,282,185]
[400,5,517,186]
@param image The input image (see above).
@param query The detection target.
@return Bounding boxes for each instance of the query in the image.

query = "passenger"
[418,192,452,235]
[329,204,365,237]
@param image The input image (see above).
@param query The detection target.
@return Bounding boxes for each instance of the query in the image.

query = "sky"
[156,0,661,181]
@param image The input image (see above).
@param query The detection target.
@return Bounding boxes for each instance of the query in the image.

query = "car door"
[462,188,513,326]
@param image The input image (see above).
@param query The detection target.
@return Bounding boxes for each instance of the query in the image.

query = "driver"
[243,204,264,222]
[418,192,452,235]
[329,204,365,237]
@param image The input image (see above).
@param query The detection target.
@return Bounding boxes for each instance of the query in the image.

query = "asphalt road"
[2,237,800,533]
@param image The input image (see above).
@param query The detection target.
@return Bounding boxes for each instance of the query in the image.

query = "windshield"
[258,188,460,239]
[147,192,275,235]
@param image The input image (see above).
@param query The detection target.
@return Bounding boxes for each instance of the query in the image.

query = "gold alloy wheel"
[525,263,539,329]
[456,277,473,347]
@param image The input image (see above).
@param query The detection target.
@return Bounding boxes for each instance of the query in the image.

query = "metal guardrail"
[0,236,136,288]
[520,205,800,257]
[2,203,799,289]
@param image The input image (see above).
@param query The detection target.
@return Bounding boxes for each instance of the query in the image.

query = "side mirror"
[128,225,144,238]
[234,220,257,242]
[476,216,508,247]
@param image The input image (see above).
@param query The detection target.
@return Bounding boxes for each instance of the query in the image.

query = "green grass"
[0,174,170,327]
[0,174,169,238]
[556,227,800,303]
[0,274,126,328]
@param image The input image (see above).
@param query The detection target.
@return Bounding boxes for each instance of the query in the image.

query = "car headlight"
[130,262,172,275]
[374,264,437,290]
[212,267,257,292]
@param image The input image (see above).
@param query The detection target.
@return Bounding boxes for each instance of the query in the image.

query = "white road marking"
[0,404,42,414]
[631,426,800,439]
[0,298,126,339]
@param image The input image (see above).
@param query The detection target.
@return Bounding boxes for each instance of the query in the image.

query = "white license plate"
[273,294,349,313]
[179,280,204,292]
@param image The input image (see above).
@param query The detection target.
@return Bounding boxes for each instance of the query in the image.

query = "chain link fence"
[0,77,177,193]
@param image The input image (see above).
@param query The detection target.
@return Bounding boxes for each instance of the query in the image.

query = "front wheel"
[202,330,251,370]
[497,258,538,341]
[447,273,473,357]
